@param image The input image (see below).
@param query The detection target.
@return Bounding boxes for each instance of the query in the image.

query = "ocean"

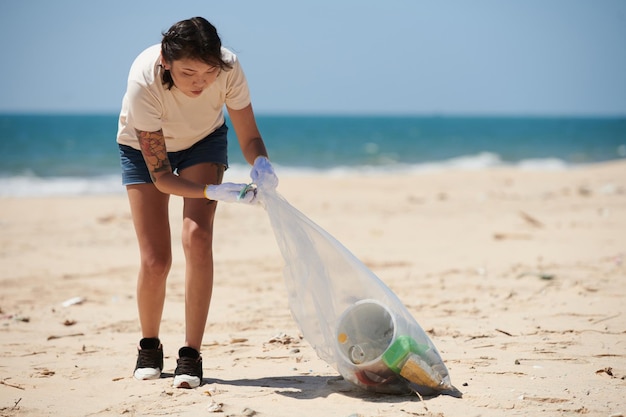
[1,114,625,197]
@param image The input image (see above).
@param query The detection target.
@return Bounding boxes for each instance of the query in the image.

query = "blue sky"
[1,0,625,116]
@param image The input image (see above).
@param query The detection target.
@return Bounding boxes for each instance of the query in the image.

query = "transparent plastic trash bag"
[258,186,460,396]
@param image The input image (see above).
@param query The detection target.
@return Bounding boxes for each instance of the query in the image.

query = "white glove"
[250,156,278,191]
[204,183,257,204]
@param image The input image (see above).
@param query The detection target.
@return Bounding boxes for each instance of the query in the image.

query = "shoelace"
[137,348,162,368]
[175,357,201,376]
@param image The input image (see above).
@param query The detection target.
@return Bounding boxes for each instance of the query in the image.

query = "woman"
[116,16,278,389]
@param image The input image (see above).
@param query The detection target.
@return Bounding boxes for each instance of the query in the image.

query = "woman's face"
[162,56,220,97]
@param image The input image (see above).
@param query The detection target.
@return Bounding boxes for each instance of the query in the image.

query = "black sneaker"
[173,346,203,388]
[133,338,163,380]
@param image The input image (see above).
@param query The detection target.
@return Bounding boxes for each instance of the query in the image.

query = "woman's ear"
[160,53,171,70]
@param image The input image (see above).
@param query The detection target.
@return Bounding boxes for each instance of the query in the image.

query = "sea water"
[1,114,624,197]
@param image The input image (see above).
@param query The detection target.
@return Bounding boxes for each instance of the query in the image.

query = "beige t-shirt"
[116,44,251,152]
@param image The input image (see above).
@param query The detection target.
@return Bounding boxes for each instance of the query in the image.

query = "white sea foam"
[0,175,124,197]
[0,153,577,198]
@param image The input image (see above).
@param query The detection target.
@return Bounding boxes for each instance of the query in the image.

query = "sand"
[1,161,625,417]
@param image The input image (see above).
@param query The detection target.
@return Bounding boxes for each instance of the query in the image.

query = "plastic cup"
[336,300,396,367]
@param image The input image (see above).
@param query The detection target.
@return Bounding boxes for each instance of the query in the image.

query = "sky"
[1,0,625,116]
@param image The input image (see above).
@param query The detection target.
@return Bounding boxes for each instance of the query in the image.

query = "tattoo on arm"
[136,129,171,182]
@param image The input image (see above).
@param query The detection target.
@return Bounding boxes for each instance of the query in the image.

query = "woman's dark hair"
[161,17,233,89]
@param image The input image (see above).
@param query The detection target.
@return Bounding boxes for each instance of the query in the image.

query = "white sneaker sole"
[134,367,161,380]
[173,374,201,389]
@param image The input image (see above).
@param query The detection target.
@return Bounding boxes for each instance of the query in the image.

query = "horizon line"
[1,110,625,119]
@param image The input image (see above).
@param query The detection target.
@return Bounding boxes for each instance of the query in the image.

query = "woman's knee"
[182,220,213,256]
[140,252,172,279]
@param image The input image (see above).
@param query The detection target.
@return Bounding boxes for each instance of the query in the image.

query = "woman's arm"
[227,103,278,190]
[227,103,269,164]
[136,129,206,198]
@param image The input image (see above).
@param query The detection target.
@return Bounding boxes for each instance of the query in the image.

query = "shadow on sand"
[209,374,462,402]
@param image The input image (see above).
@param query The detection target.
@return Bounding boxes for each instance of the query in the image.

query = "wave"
[274,152,572,176]
[0,152,585,197]
[0,174,124,197]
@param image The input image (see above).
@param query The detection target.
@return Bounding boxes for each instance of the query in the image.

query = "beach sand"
[1,161,625,416]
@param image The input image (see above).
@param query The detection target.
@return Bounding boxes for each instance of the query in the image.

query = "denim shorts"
[119,124,229,185]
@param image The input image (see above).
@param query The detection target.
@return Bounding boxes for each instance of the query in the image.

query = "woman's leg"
[126,184,172,339]
[177,162,223,351]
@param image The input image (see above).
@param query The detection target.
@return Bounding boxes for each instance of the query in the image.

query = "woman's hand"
[204,183,257,203]
[250,156,278,191]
